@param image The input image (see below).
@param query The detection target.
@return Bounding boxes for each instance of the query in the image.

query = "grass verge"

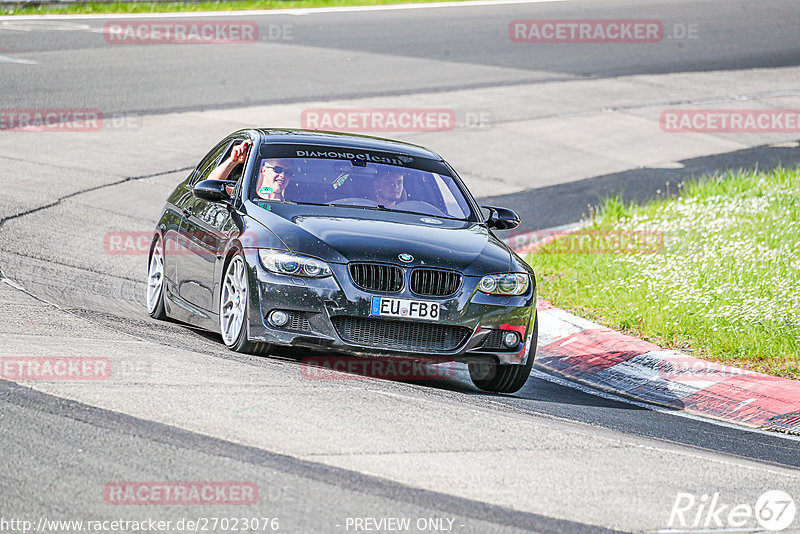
[526,166,800,379]
[1,0,466,16]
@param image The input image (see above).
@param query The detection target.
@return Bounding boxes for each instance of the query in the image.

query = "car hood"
[246,203,512,275]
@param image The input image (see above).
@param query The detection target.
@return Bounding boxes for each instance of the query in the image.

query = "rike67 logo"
[668,490,796,531]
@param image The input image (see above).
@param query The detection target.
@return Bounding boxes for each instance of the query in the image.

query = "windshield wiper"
[267,200,468,221]
[377,207,467,221]
[279,200,378,209]
[280,200,330,207]
[326,203,382,210]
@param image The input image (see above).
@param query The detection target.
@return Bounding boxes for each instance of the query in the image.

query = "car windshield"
[249,156,474,220]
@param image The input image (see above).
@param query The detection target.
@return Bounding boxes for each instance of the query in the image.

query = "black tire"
[220,250,273,356]
[469,314,538,394]
[146,234,169,320]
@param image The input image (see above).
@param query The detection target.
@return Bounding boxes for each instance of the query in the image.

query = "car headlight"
[478,273,529,295]
[258,250,332,278]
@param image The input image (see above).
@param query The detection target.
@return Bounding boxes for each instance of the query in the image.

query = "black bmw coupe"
[147,129,537,393]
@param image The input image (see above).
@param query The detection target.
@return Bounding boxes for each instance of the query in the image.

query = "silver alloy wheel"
[220,255,248,346]
[146,238,164,314]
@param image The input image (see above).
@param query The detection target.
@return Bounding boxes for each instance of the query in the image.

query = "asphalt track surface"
[2,1,800,532]
[1,0,800,114]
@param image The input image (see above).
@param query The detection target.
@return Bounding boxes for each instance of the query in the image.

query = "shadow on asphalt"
[64,309,800,469]
[281,349,647,411]
[481,140,800,233]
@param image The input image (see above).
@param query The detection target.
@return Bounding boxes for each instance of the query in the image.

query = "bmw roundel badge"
[398,253,414,263]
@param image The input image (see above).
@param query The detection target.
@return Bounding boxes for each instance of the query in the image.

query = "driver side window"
[190,139,232,186]
[218,139,247,184]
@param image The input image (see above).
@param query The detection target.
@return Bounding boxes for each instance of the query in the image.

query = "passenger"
[372,168,405,208]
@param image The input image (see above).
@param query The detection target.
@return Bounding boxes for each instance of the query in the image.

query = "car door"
[174,138,235,312]
[160,173,192,293]
[163,156,225,295]
[177,136,245,313]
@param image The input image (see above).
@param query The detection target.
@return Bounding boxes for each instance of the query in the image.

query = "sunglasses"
[263,164,293,178]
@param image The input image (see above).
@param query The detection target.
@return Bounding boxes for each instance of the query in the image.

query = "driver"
[372,168,405,208]
[208,140,251,195]
[206,141,294,202]
[255,158,294,201]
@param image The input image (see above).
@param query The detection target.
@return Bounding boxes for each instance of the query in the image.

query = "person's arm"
[208,140,251,183]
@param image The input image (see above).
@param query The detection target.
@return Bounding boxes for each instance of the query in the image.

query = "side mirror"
[482,205,520,230]
[193,179,233,203]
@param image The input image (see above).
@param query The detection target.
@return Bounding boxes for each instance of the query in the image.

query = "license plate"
[370,296,440,321]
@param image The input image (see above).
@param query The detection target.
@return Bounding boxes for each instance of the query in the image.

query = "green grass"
[527,166,800,379]
[1,0,465,16]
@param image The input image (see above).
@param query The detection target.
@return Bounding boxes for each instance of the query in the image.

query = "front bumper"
[243,250,537,365]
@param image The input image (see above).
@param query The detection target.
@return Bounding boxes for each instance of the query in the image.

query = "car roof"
[251,128,443,161]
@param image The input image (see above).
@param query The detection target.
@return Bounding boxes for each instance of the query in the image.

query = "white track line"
[0,55,37,64]
[0,0,578,21]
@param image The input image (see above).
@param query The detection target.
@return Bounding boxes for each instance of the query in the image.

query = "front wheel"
[219,251,272,356]
[469,315,538,394]
[146,234,168,320]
